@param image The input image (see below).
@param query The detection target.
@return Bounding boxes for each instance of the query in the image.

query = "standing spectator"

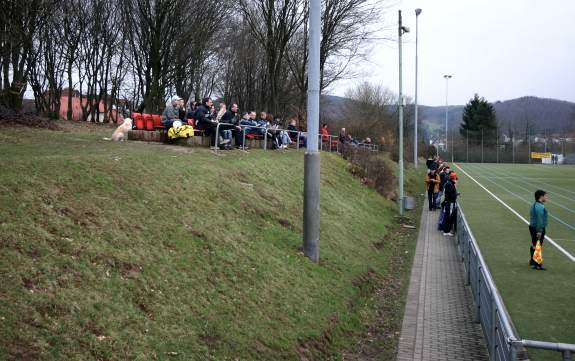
[426,155,439,171]
[441,172,458,236]
[321,124,329,143]
[425,169,440,211]
[437,165,450,208]
[194,97,230,147]
[529,190,548,270]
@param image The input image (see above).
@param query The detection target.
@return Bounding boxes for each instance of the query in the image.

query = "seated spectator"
[339,128,348,144]
[346,133,358,146]
[193,97,230,148]
[265,113,283,149]
[161,96,184,128]
[241,111,265,135]
[216,103,227,122]
[177,98,186,121]
[288,119,306,147]
[363,137,372,144]
[186,100,198,120]
[220,103,244,148]
[257,112,269,128]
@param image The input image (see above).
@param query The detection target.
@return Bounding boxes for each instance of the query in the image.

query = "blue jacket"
[529,202,548,232]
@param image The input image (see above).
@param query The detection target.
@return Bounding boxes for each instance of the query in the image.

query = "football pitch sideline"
[453,163,575,361]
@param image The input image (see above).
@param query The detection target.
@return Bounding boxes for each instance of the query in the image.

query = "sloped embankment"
[0,125,421,360]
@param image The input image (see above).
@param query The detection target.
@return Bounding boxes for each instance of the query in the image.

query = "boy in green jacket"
[529,190,548,270]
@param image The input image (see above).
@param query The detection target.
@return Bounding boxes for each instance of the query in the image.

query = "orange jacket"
[321,127,329,142]
[425,173,440,193]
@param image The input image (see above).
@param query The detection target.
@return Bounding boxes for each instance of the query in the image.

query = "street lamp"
[414,8,422,168]
[443,74,452,157]
[302,0,321,263]
[398,10,409,216]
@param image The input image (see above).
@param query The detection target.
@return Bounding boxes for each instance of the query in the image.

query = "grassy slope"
[0,124,421,361]
[455,163,575,361]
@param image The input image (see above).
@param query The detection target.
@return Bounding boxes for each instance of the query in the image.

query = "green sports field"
[454,163,575,361]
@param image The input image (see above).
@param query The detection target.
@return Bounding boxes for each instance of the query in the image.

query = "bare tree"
[0,0,51,110]
[238,0,305,115]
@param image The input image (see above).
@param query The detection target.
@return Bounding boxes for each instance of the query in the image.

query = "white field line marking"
[476,175,575,202]
[455,163,575,262]
[464,164,575,231]
[473,175,575,201]
[477,165,575,202]
[473,164,575,213]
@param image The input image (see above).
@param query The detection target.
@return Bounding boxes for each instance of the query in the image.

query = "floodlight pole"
[414,8,422,168]
[303,0,321,263]
[443,75,452,155]
[398,10,408,216]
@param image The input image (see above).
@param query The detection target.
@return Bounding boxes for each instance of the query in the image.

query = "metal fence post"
[510,342,518,361]
[215,123,221,152]
[490,297,497,357]
[242,128,246,150]
[297,131,300,149]
[264,130,268,150]
[476,265,481,323]
[563,350,573,361]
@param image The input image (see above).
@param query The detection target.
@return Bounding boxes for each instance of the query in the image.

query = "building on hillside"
[59,88,125,123]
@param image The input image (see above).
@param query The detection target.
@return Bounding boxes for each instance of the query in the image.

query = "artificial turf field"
[453,163,575,361]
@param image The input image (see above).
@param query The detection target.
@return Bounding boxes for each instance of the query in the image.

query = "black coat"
[194,105,213,125]
[221,110,239,125]
[444,180,457,203]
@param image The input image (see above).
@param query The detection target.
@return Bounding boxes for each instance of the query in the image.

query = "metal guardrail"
[456,204,575,361]
[213,122,381,154]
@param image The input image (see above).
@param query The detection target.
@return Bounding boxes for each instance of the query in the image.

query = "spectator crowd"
[158,96,376,150]
[425,155,459,237]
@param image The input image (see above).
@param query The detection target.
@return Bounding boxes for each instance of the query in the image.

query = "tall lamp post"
[303,0,321,262]
[443,74,452,158]
[398,10,409,216]
[414,8,422,168]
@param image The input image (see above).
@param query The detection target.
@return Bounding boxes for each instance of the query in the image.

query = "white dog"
[110,118,132,141]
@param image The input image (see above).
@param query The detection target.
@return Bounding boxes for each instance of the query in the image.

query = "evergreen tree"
[460,94,498,144]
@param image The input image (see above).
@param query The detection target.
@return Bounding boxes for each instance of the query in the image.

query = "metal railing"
[456,204,575,361]
[211,122,381,154]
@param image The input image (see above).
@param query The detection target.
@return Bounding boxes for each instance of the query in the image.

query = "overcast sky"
[333,0,575,106]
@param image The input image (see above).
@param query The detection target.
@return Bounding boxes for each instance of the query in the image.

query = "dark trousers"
[195,121,218,146]
[427,189,437,210]
[219,123,243,146]
[528,226,545,265]
[441,202,457,233]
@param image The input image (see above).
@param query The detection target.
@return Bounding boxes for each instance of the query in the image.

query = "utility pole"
[496,126,499,163]
[303,0,321,263]
[512,135,515,163]
[398,10,409,216]
[481,128,484,163]
[466,128,469,162]
[414,8,422,168]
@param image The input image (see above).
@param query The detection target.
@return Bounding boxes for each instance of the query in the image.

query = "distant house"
[59,88,124,123]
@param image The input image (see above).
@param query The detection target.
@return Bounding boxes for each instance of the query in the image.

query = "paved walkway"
[396,207,489,361]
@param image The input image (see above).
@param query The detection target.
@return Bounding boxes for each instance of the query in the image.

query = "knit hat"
[449,172,458,180]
